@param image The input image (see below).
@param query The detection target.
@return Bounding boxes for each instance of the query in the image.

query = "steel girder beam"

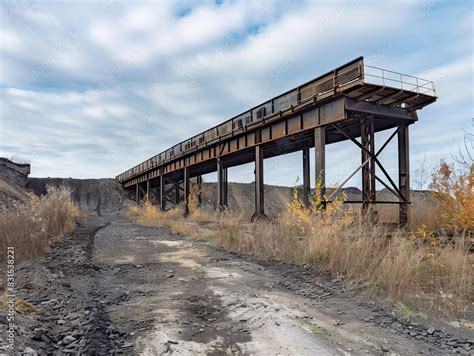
[398,125,410,227]
[121,98,420,189]
[251,145,267,222]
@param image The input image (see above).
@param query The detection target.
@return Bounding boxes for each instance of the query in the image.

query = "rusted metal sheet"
[320,97,346,125]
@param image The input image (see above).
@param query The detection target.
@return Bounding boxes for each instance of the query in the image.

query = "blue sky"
[0,0,472,189]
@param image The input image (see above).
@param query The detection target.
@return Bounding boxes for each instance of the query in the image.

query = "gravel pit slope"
[26,178,129,215]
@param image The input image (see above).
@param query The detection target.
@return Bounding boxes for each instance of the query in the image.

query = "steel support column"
[184,168,190,216]
[146,179,150,201]
[361,119,376,215]
[159,175,166,211]
[223,168,228,207]
[217,158,228,211]
[175,181,180,205]
[398,125,410,228]
[302,148,311,206]
[196,175,202,205]
[251,145,267,221]
[136,183,139,204]
[315,127,326,207]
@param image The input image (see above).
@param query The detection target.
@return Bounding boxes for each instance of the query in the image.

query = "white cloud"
[417,55,473,107]
[0,30,23,52]
[23,10,60,27]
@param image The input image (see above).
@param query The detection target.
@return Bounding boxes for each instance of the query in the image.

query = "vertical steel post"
[302,148,311,206]
[175,181,180,205]
[223,168,228,208]
[361,120,370,213]
[398,124,410,228]
[251,145,267,221]
[146,179,150,202]
[361,119,376,220]
[196,175,202,205]
[160,175,166,211]
[315,127,326,207]
[369,120,376,204]
[217,158,228,211]
[183,168,190,216]
[217,158,222,210]
[136,183,139,204]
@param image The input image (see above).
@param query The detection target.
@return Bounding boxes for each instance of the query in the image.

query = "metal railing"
[363,65,437,97]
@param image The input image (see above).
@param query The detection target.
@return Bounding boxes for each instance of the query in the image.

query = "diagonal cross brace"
[329,126,406,201]
[334,124,407,202]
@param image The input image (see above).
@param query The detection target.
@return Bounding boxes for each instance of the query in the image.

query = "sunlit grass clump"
[0,186,86,263]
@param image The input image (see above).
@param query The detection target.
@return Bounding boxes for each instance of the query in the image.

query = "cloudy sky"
[0,0,472,189]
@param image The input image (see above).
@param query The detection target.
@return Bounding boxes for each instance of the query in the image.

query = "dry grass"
[125,185,214,231]
[126,198,215,240]
[125,200,183,229]
[376,200,441,231]
[0,186,86,263]
[128,166,473,317]
[211,201,472,316]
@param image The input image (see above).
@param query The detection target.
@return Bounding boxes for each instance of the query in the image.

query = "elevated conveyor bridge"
[116,57,437,225]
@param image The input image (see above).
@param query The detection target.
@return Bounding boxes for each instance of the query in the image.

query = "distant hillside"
[26,178,129,216]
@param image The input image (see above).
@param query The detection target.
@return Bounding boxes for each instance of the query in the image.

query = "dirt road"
[2,216,473,355]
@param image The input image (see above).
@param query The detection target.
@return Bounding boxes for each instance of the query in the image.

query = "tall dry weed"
[429,161,474,231]
[0,186,85,263]
[212,180,472,316]
[126,200,183,229]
